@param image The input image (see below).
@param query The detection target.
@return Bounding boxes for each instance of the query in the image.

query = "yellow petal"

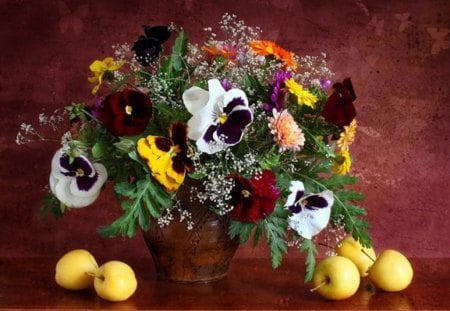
[137,136,184,192]
[89,60,108,73]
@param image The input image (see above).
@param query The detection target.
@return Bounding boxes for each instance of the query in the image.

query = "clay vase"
[142,178,239,282]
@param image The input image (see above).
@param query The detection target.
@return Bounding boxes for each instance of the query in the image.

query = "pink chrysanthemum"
[268,109,305,152]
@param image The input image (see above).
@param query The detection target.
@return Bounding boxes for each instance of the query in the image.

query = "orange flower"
[250,40,297,71]
[202,44,237,60]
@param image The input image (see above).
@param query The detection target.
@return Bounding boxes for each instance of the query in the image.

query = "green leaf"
[262,207,288,268]
[252,223,263,248]
[335,190,365,202]
[188,171,207,180]
[65,103,89,121]
[171,31,188,72]
[299,239,318,283]
[228,221,254,243]
[99,176,172,238]
[40,192,65,223]
[322,174,359,189]
[114,138,136,153]
[92,142,108,158]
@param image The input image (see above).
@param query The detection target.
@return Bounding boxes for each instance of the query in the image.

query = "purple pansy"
[49,149,107,208]
[263,70,291,113]
[285,181,334,239]
[182,79,253,154]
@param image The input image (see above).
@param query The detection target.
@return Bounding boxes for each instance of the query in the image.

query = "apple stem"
[310,279,328,292]
[361,249,376,262]
[85,271,97,278]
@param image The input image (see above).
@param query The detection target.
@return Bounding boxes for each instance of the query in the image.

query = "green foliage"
[65,102,89,121]
[297,171,372,248]
[263,206,289,268]
[299,239,318,283]
[171,31,188,72]
[228,205,289,268]
[98,176,173,238]
[40,192,65,223]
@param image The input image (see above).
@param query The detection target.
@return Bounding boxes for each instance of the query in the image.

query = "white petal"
[69,163,107,197]
[207,79,226,100]
[288,190,334,239]
[288,207,331,239]
[54,176,99,208]
[185,79,226,141]
[223,88,249,110]
[50,149,65,179]
[49,172,59,195]
[182,86,209,114]
[196,137,228,154]
[285,181,304,207]
[187,106,214,140]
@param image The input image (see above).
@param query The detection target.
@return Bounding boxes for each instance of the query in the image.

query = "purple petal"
[289,203,302,214]
[294,190,304,203]
[220,79,233,91]
[76,173,99,192]
[203,124,218,143]
[223,97,245,114]
[303,194,329,210]
[216,109,252,144]
[60,155,94,177]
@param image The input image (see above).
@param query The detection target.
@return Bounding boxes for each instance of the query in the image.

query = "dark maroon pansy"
[94,89,152,137]
[322,77,357,128]
[229,170,281,223]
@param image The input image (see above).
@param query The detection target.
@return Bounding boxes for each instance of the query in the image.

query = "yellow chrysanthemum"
[332,149,352,175]
[337,119,357,151]
[88,57,124,95]
[285,78,318,108]
[250,40,297,71]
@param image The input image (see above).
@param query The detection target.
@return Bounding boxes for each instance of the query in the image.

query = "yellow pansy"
[88,57,124,95]
[285,78,318,108]
[137,123,194,192]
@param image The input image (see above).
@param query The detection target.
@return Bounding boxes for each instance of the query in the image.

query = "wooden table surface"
[0,257,449,310]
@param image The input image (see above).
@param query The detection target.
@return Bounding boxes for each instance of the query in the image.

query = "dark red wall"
[1,0,449,261]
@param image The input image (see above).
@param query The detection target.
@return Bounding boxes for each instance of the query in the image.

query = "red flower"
[229,170,281,223]
[322,78,356,128]
[94,89,152,136]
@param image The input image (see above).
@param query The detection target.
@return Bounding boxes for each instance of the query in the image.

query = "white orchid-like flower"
[285,181,334,239]
[49,149,107,208]
[182,79,253,154]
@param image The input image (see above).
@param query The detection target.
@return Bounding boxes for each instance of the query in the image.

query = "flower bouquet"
[17,13,371,282]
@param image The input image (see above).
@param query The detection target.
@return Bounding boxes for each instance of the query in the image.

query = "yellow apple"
[311,256,360,300]
[368,249,413,292]
[335,236,376,277]
[94,260,138,302]
[55,249,98,290]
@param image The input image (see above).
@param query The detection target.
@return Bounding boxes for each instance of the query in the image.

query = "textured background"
[1,0,449,261]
